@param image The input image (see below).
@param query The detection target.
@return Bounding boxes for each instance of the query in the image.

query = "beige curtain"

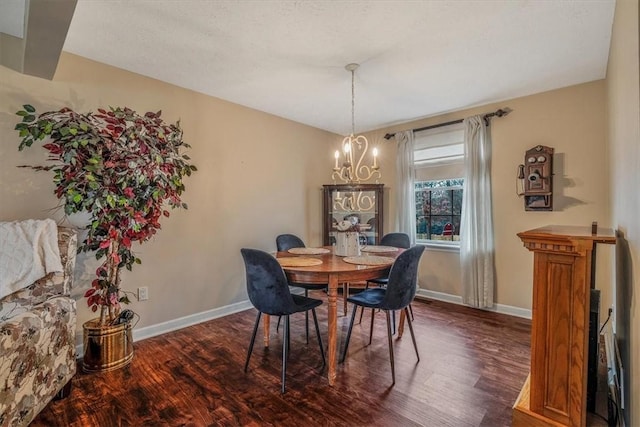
[394,131,416,244]
[460,116,495,308]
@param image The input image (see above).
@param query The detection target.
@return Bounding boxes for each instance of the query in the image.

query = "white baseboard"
[76,300,253,357]
[416,289,532,319]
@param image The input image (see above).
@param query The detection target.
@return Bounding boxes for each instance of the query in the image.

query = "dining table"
[268,245,402,386]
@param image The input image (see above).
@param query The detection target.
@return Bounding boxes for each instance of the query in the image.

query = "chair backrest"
[380,232,411,249]
[240,248,298,316]
[366,217,376,230]
[380,245,425,311]
[276,234,305,251]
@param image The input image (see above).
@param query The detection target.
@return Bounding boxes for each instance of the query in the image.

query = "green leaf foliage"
[15,105,196,316]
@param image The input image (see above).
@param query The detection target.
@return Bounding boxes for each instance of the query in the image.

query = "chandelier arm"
[352,135,368,182]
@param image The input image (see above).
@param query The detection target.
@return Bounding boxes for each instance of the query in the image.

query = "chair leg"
[276,315,281,332]
[311,308,326,370]
[245,312,262,372]
[343,282,349,315]
[405,307,420,362]
[282,314,289,394]
[409,303,415,321]
[54,380,73,400]
[358,282,371,324]
[286,315,291,358]
[304,289,310,344]
[385,310,396,385]
[340,304,358,363]
[392,310,396,335]
[369,307,375,345]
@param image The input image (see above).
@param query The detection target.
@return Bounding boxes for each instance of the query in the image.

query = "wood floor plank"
[32,298,532,426]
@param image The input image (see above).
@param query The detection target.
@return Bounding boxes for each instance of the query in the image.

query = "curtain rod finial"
[496,107,512,117]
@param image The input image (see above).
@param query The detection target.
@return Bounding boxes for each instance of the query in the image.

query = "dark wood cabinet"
[322,184,384,246]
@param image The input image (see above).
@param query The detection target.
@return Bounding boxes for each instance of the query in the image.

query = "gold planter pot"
[82,318,134,373]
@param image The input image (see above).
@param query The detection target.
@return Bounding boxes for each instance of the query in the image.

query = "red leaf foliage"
[15,105,195,313]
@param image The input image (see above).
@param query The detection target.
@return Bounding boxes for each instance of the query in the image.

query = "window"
[413,124,464,247]
[415,178,463,242]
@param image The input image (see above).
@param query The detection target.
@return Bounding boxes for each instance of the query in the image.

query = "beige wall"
[368,81,613,311]
[606,0,640,423]
[0,53,335,335]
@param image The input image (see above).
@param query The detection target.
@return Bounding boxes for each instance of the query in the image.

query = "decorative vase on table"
[334,220,363,256]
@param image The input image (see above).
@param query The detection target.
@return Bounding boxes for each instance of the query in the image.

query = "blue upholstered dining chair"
[276,233,305,251]
[340,245,425,385]
[360,232,413,329]
[275,234,328,343]
[241,248,326,394]
[366,233,411,286]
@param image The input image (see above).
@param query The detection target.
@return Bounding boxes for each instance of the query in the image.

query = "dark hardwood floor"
[33,297,532,426]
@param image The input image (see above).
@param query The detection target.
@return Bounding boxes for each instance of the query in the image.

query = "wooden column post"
[512,225,615,427]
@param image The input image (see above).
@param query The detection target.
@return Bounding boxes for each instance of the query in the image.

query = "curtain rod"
[383,107,511,140]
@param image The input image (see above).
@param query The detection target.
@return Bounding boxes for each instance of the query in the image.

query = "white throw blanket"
[0,219,63,300]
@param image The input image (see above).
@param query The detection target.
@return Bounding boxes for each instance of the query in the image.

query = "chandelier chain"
[351,68,355,136]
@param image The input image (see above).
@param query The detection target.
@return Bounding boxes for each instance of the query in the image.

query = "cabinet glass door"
[323,184,383,246]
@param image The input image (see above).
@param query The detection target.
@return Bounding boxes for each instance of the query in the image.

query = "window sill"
[416,241,460,253]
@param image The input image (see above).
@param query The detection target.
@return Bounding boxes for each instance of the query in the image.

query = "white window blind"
[414,125,464,167]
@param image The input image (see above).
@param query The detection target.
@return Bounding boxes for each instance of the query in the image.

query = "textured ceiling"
[62,0,616,135]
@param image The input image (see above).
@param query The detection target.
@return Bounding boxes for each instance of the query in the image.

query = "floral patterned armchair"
[0,226,77,427]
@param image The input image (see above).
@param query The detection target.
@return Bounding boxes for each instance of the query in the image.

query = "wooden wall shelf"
[513,225,615,427]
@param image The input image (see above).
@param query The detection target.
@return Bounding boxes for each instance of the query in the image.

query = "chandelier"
[332,63,381,184]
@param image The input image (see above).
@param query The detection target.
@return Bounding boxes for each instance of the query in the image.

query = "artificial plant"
[15,105,197,325]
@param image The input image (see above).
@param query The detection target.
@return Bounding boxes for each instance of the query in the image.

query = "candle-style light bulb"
[344,142,351,153]
[372,147,378,169]
[334,150,340,169]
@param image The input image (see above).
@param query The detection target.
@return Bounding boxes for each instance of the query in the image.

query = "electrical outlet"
[137,286,149,301]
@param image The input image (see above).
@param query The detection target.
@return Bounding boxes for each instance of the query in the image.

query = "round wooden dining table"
[269,246,401,386]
